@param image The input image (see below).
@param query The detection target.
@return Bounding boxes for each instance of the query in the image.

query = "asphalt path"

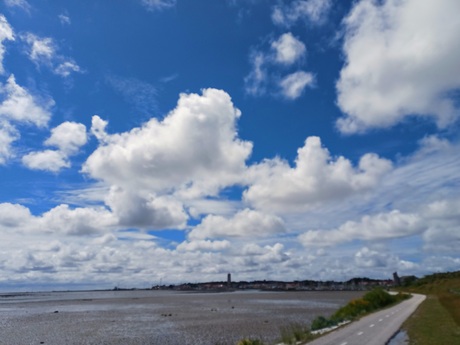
[308,293,426,345]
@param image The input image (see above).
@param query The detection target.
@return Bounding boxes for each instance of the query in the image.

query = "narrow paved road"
[308,293,426,345]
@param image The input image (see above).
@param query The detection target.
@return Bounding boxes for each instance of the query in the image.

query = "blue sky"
[0,0,459,290]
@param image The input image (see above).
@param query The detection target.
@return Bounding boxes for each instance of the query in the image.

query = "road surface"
[308,293,426,345]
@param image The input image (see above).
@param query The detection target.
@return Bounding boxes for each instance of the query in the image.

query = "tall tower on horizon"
[227,273,231,287]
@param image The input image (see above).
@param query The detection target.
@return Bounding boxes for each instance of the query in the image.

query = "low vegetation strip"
[310,288,410,331]
[237,288,410,345]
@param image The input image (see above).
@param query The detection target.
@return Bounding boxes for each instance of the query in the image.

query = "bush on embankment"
[311,288,410,331]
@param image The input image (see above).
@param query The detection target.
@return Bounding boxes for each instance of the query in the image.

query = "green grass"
[403,295,460,345]
[401,270,460,344]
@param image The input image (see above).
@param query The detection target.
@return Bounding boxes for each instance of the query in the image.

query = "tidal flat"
[0,290,364,345]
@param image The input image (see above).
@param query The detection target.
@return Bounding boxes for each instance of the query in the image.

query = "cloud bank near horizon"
[0,0,459,289]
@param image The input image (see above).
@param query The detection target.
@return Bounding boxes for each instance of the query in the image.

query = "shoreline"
[0,289,365,345]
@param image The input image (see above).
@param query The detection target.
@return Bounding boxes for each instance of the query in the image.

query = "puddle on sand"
[387,330,409,345]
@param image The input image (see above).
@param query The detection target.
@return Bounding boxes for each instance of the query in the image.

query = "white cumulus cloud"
[0,75,54,164]
[39,204,116,236]
[0,202,32,227]
[245,33,314,99]
[271,33,306,65]
[22,150,69,172]
[0,75,53,127]
[279,71,314,99]
[244,136,392,212]
[189,209,286,240]
[83,88,253,198]
[354,247,400,268]
[105,186,187,229]
[336,0,460,133]
[22,121,87,172]
[299,210,423,247]
[22,33,54,64]
[45,121,87,155]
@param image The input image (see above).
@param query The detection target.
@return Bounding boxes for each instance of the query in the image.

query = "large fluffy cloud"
[244,136,392,212]
[82,89,253,231]
[83,88,252,198]
[105,186,187,229]
[336,0,460,133]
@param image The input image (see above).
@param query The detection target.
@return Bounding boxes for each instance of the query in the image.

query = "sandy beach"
[0,290,364,345]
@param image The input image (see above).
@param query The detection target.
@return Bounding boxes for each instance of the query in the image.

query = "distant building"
[227,273,231,287]
[393,272,401,286]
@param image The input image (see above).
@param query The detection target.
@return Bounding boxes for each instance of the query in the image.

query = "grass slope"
[402,271,460,345]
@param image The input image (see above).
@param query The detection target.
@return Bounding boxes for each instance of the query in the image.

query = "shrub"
[279,322,314,344]
[362,288,394,309]
[333,298,371,320]
[311,316,337,331]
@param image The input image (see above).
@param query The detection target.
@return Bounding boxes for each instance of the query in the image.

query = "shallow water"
[0,289,364,345]
[387,330,409,345]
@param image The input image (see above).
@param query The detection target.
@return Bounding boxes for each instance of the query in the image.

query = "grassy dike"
[401,271,460,345]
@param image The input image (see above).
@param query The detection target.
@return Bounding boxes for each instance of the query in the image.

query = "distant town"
[144,272,418,292]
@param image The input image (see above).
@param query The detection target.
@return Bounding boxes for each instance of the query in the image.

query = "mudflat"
[0,290,364,345]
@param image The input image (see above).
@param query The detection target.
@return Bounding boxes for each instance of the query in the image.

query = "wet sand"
[0,290,364,345]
